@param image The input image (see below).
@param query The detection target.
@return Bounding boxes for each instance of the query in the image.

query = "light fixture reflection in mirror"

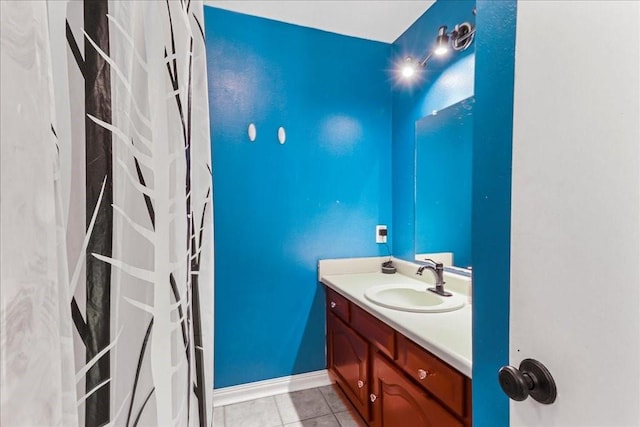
[433,26,450,56]
[398,20,476,82]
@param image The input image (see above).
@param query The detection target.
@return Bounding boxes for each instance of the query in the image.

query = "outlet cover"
[376,225,387,244]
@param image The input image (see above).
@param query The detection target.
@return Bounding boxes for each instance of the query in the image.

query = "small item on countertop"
[381,260,396,274]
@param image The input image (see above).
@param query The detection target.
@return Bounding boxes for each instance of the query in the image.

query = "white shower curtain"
[0,1,214,425]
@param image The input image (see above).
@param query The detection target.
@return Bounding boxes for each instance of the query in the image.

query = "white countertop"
[319,257,472,378]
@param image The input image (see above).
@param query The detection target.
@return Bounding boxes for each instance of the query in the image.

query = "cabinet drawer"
[396,335,466,417]
[372,353,463,427]
[326,288,349,322]
[351,304,395,358]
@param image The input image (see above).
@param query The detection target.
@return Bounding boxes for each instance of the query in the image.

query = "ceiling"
[203,1,436,43]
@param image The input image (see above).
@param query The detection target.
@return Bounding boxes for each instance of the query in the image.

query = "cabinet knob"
[418,369,430,380]
[498,358,557,404]
[369,393,377,403]
[357,380,364,389]
[330,301,337,309]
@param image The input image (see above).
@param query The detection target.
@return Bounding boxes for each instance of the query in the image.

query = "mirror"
[414,96,474,270]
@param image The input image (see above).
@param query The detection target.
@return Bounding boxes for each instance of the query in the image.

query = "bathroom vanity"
[319,257,472,427]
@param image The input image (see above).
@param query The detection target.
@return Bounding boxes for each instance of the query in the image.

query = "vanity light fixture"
[399,21,476,81]
[433,26,450,56]
[401,57,419,79]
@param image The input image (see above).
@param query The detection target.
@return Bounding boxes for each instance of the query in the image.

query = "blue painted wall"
[471,1,516,426]
[391,1,514,424]
[391,0,476,261]
[204,7,392,388]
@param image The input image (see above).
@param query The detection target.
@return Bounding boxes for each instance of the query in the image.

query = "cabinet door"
[327,311,370,420]
[371,353,463,427]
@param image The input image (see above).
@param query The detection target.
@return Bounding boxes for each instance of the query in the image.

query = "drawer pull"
[418,369,431,380]
[370,393,377,403]
[330,301,337,309]
[357,380,364,389]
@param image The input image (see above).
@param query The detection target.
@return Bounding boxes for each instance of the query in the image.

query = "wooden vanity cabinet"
[325,286,471,427]
[327,311,370,420]
[326,287,350,322]
[351,304,395,359]
[371,353,463,427]
[396,335,468,418]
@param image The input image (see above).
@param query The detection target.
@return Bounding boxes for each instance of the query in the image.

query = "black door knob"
[498,358,557,404]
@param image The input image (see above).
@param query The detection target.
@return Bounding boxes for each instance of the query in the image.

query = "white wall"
[510,1,639,425]
[203,1,434,43]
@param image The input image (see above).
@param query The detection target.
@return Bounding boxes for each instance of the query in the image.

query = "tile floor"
[213,384,367,427]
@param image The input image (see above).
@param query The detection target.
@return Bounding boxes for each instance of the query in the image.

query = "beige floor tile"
[224,396,282,427]
[318,384,350,413]
[213,405,225,426]
[284,414,341,427]
[334,410,367,427]
[275,388,332,424]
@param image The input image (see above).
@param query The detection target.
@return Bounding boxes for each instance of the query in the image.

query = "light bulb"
[402,64,416,78]
[400,57,418,79]
[434,45,449,56]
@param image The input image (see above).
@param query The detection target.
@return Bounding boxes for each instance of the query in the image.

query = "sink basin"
[364,283,466,313]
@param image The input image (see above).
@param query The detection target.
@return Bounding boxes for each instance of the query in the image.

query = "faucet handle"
[424,258,444,269]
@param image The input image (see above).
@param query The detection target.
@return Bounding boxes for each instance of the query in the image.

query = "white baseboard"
[213,370,332,408]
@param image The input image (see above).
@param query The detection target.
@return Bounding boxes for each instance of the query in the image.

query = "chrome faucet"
[416,259,452,297]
